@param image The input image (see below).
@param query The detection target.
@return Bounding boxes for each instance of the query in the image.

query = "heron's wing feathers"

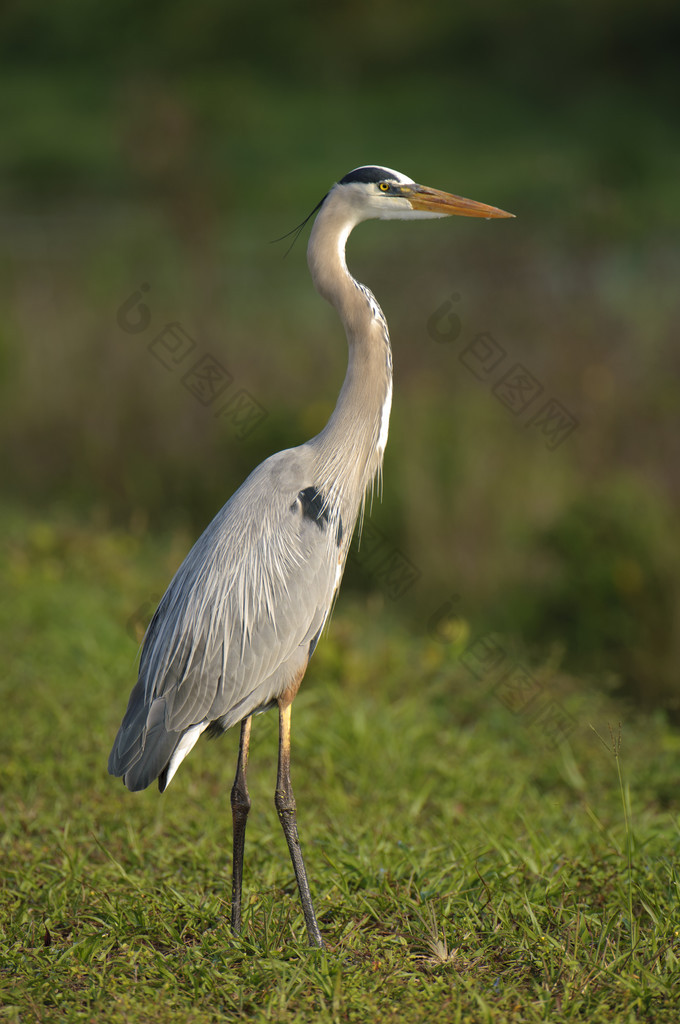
[108,448,345,784]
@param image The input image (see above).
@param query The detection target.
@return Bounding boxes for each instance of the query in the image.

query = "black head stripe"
[338,166,395,186]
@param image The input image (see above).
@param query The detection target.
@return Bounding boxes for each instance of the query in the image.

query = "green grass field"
[2,506,679,1022]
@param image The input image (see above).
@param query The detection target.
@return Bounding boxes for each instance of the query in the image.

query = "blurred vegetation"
[493,479,680,718]
[1,0,679,715]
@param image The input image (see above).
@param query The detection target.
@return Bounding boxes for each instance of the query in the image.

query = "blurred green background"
[2,0,679,715]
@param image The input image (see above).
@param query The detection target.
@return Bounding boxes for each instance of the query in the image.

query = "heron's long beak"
[405,184,514,219]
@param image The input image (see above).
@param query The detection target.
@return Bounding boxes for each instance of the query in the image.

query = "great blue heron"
[109,165,513,948]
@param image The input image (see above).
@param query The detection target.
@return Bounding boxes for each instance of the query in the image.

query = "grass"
[2,505,680,1022]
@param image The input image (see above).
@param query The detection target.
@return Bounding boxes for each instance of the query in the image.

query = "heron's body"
[109,165,513,947]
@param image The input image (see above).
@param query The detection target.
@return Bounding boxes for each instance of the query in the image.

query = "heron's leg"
[275,701,324,949]
[230,715,252,935]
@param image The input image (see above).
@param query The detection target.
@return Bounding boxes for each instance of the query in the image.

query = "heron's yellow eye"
[379,182,390,192]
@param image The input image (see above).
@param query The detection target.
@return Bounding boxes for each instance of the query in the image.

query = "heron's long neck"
[306,202,393,524]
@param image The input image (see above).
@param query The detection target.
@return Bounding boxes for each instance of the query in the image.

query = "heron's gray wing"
[108,446,346,788]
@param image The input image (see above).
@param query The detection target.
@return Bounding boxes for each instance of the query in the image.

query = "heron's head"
[330,165,514,223]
